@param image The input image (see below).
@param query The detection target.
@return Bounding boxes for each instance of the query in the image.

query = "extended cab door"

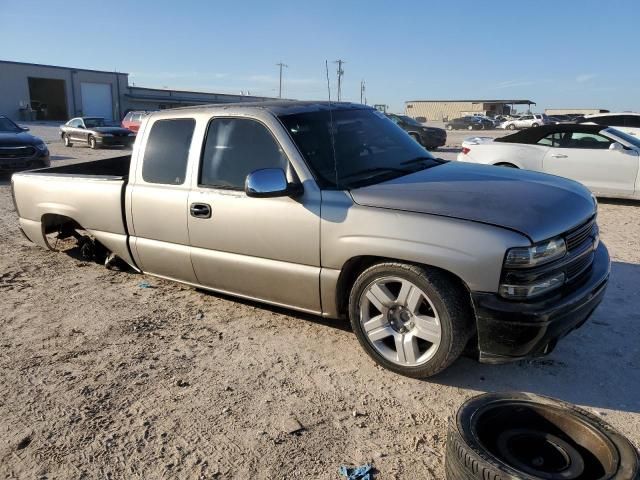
[128,116,199,282]
[187,115,322,313]
[542,130,638,196]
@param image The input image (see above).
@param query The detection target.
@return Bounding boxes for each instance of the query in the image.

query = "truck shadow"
[431,260,640,414]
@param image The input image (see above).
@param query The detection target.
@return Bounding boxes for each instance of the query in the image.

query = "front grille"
[566,251,595,281]
[566,218,596,251]
[0,146,36,159]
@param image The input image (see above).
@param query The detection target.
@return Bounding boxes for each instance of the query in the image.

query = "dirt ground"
[1,124,639,479]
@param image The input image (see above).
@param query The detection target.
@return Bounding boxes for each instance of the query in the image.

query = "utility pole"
[360,79,366,104]
[276,62,288,98]
[334,60,345,101]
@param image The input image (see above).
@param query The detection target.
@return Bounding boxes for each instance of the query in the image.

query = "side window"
[200,118,288,190]
[593,115,623,127]
[623,115,640,128]
[566,132,612,149]
[537,132,563,147]
[141,118,195,185]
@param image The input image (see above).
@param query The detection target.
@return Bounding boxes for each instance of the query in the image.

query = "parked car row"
[445,116,496,131]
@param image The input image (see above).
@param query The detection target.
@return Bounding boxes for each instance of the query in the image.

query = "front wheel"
[446,125,453,131]
[88,136,98,149]
[467,125,474,130]
[63,134,73,147]
[348,263,473,378]
[507,124,516,130]
[531,123,539,127]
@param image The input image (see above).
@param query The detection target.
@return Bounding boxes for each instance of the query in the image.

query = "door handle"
[190,203,211,219]
[551,154,568,158]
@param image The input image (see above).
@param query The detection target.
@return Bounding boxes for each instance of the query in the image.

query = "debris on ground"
[138,281,154,289]
[338,463,373,480]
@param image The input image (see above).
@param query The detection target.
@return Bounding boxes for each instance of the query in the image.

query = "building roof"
[0,59,128,76]
[406,99,536,104]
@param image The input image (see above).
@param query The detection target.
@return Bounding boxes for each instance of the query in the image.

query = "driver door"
[187,116,322,313]
[543,131,638,196]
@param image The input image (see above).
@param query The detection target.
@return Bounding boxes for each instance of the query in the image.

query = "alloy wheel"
[359,276,442,367]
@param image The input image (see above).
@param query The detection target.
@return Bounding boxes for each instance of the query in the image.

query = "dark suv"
[386,114,447,150]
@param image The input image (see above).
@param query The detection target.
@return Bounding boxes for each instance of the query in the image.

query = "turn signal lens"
[461,147,471,155]
[499,272,566,299]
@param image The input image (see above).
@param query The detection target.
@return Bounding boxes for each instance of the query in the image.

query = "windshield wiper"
[401,156,437,166]
[341,166,412,180]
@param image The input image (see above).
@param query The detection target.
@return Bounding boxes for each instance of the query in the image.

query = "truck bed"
[12,155,134,266]
[25,155,131,179]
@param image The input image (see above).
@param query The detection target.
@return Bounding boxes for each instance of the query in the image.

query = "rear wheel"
[88,135,98,149]
[467,125,474,130]
[508,124,516,130]
[447,125,453,131]
[348,263,473,378]
[63,134,73,147]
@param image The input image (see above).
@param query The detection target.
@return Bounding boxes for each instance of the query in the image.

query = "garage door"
[81,82,113,121]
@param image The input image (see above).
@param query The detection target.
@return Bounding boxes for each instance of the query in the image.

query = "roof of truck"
[170,100,370,116]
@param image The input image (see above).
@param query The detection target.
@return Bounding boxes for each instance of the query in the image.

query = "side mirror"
[21,126,30,132]
[245,168,302,198]
[609,142,624,152]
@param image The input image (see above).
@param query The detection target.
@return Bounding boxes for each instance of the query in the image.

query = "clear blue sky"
[2,0,639,113]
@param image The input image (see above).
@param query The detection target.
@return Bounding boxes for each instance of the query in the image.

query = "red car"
[121,110,155,132]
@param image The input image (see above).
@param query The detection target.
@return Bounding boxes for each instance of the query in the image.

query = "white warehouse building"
[0,60,273,122]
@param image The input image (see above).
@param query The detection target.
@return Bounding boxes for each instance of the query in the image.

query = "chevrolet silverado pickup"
[11,101,609,378]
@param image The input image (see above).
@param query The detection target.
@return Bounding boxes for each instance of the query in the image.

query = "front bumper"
[97,136,135,147]
[472,242,610,363]
[0,152,50,172]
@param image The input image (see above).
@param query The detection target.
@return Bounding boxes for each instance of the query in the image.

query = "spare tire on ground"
[445,392,639,479]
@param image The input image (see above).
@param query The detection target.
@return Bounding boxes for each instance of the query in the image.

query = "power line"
[334,59,345,101]
[276,62,288,98]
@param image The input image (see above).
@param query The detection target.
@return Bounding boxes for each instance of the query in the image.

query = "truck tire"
[63,134,73,147]
[348,263,474,378]
[445,392,640,480]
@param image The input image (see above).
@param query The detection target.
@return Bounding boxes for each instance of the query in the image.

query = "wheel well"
[494,162,518,168]
[335,255,472,317]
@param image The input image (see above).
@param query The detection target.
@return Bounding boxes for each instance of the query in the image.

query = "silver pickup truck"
[11,101,609,378]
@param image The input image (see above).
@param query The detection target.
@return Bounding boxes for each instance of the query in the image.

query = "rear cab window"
[141,118,195,185]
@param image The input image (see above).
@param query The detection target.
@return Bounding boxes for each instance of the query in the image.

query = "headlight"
[499,272,565,299]
[35,142,48,152]
[504,238,566,268]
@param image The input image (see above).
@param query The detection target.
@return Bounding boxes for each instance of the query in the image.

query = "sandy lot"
[1,123,639,479]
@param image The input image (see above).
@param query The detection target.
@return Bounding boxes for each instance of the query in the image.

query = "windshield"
[607,128,640,149]
[0,117,22,133]
[279,108,441,189]
[399,115,423,126]
[84,118,105,128]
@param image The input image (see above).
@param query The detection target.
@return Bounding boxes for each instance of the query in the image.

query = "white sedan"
[457,125,640,199]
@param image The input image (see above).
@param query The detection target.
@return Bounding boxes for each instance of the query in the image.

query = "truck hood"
[349,162,595,243]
